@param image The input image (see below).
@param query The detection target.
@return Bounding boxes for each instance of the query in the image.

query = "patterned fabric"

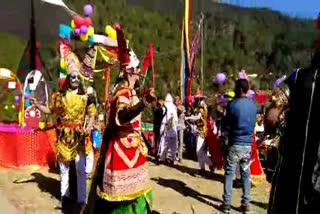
[97,82,151,203]
[51,90,97,161]
[194,105,208,138]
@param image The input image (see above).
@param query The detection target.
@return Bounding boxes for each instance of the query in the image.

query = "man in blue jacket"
[220,79,257,214]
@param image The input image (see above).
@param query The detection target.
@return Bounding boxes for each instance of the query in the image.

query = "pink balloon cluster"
[70,3,94,42]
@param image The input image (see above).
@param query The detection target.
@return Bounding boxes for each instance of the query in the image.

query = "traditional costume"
[159,93,178,164]
[206,116,224,170]
[46,49,97,205]
[268,51,320,213]
[250,129,266,186]
[89,31,154,212]
[186,91,213,171]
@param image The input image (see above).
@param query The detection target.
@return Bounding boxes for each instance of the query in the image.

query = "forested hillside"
[0,0,317,99]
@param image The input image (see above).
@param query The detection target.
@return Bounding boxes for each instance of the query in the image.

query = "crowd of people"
[26,8,320,212]
[30,51,320,214]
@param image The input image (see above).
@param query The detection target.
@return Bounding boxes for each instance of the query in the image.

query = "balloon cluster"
[70,3,94,43]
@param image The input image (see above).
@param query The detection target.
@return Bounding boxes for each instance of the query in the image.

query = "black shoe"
[241,204,250,214]
[219,204,231,213]
[209,165,215,173]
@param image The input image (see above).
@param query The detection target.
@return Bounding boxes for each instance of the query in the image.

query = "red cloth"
[0,129,56,167]
[250,130,265,185]
[206,117,224,169]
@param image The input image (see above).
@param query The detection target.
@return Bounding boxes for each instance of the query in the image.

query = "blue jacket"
[224,97,257,145]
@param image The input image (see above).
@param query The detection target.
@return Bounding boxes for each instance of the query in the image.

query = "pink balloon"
[14,95,20,102]
[113,23,121,30]
[80,25,88,34]
[73,28,80,36]
[84,4,93,17]
[216,73,226,83]
[73,15,83,27]
[83,17,92,27]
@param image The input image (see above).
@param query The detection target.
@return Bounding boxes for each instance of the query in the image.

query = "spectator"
[220,79,257,214]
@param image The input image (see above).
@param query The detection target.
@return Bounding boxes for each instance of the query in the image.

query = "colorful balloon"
[84,4,93,17]
[216,73,226,83]
[87,26,94,36]
[14,95,20,103]
[113,23,121,30]
[88,36,94,44]
[248,89,255,99]
[80,33,88,41]
[105,25,117,39]
[70,19,75,29]
[80,25,88,34]
[73,28,81,36]
[73,15,83,27]
[83,17,92,27]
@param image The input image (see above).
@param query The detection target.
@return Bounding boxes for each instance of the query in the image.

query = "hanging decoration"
[25,106,41,129]
[0,68,24,126]
[179,0,192,105]
[140,41,155,95]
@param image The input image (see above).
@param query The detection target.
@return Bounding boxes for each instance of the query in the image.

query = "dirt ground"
[0,157,270,214]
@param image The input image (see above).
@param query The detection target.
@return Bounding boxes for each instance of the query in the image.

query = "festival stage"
[0,123,56,168]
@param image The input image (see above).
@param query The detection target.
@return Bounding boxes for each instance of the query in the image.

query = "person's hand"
[143,88,157,104]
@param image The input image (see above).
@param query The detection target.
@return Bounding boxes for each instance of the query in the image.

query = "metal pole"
[30,0,36,70]
[200,13,204,91]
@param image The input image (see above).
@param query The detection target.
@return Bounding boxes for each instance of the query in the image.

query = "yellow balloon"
[105,25,117,39]
[60,58,65,69]
[88,26,94,36]
[4,105,8,110]
[70,20,75,29]
[80,33,88,42]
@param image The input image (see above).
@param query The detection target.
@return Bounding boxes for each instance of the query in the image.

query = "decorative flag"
[190,22,201,78]
[140,41,155,94]
[17,41,43,84]
[180,0,192,105]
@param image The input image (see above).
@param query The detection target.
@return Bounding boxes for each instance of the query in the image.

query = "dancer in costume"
[33,52,97,208]
[158,93,178,165]
[206,107,224,171]
[92,49,156,213]
[175,96,186,163]
[186,90,213,174]
[250,128,266,186]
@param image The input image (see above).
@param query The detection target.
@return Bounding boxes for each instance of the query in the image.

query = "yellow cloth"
[51,91,97,161]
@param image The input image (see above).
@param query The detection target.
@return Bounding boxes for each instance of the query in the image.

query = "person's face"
[126,66,140,87]
[69,71,80,90]
[174,98,180,106]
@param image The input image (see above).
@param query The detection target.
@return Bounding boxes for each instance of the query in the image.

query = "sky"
[227,0,319,18]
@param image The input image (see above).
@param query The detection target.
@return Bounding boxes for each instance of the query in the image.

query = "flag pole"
[30,0,36,71]
[200,12,205,91]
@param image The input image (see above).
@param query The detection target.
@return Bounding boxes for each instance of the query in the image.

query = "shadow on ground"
[151,177,241,212]
[250,200,268,209]
[12,172,82,214]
